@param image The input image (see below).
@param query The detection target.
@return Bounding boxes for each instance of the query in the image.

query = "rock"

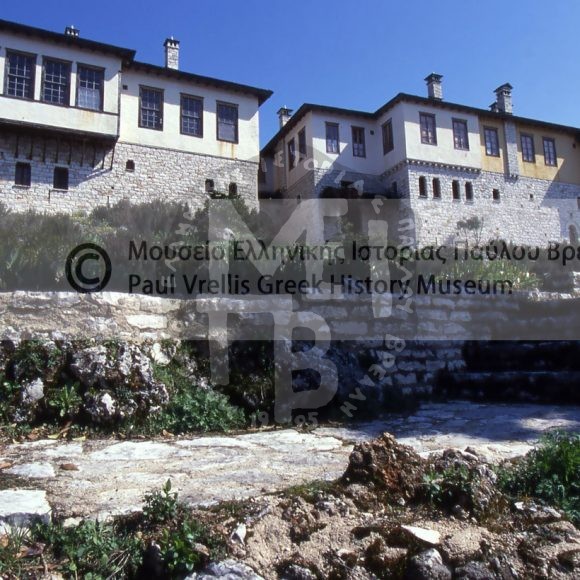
[441,527,488,566]
[186,558,265,579]
[513,500,562,523]
[454,561,496,579]
[280,564,317,580]
[4,462,56,478]
[405,548,451,580]
[400,525,441,546]
[342,433,425,501]
[84,392,117,424]
[230,522,247,545]
[0,489,51,527]
[70,346,108,388]
[21,378,44,405]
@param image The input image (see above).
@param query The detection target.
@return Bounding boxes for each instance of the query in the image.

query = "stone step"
[462,341,580,372]
[0,489,51,528]
[435,371,580,404]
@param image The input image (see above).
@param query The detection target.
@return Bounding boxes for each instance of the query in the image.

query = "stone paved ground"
[0,401,579,524]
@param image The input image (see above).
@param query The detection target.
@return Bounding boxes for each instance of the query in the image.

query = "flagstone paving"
[0,401,579,524]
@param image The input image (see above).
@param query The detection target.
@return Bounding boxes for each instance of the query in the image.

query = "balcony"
[0,95,118,139]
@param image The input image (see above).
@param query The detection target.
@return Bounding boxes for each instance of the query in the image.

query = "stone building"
[0,18,272,213]
[260,75,580,246]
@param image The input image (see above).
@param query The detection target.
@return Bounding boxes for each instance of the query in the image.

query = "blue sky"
[4,0,580,145]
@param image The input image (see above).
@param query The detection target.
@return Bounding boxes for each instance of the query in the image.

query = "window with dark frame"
[325,122,340,154]
[418,176,427,197]
[452,180,460,200]
[53,167,69,190]
[180,95,203,137]
[352,126,366,157]
[521,134,535,163]
[42,58,70,105]
[420,113,437,145]
[217,102,238,143]
[288,138,296,170]
[228,182,238,197]
[77,65,104,111]
[493,188,501,202]
[125,160,135,172]
[432,178,441,199]
[465,181,474,201]
[484,127,500,157]
[298,128,306,160]
[382,119,394,154]
[139,87,163,130]
[543,137,557,166]
[5,51,35,99]
[14,162,31,187]
[453,119,469,150]
[205,179,214,193]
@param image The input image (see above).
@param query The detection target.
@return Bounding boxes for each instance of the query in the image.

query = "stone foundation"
[0,132,259,213]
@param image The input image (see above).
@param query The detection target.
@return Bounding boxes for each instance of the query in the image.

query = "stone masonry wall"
[1,290,578,404]
[404,164,580,246]
[0,132,259,213]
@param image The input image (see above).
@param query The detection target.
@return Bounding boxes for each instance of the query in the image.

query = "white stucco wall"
[0,31,122,136]
[118,69,261,161]
[401,102,481,168]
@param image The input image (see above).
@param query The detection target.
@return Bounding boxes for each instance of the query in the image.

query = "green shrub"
[497,430,580,524]
[143,479,178,525]
[32,519,142,579]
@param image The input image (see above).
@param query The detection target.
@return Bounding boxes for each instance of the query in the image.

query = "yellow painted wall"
[516,123,580,185]
[479,119,506,173]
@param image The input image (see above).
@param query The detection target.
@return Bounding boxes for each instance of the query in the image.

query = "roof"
[262,92,580,155]
[0,18,135,61]
[0,19,273,105]
[128,61,273,105]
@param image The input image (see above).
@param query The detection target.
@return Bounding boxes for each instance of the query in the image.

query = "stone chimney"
[494,83,513,114]
[425,73,443,100]
[164,37,180,70]
[277,107,293,128]
[64,25,79,38]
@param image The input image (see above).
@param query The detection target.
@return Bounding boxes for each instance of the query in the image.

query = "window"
[453,119,469,150]
[125,160,135,172]
[42,59,70,105]
[326,123,340,154]
[432,178,441,199]
[77,65,104,110]
[418,176,427,197]
[420,113,437,145]
[5,51,35,99]
[452,180,460,200]
[217,102,238,143]
[521,134,535,163]
[493,188,501,202]
[391,181,398,195]
[543,138,557,166]
[484,127,500,157]
[205,179,214,193]
[352,126,366,157]
[570,225,578,244]
[139,87,163,130]
[14,162,31,187]
[382,119,394,154]
[465,182,474,201]
[298,128,306,160]
[288,138,296,170]
[577,197,580,210]
[53,167,69,190]
[181,95,203,137]
[229,182,238,197]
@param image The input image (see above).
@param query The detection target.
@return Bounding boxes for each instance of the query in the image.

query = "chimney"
[425,73,443,100]
[494,83,513,114]
[164,37,180,70]
[277,106,293,128]
[64,25,79,38]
